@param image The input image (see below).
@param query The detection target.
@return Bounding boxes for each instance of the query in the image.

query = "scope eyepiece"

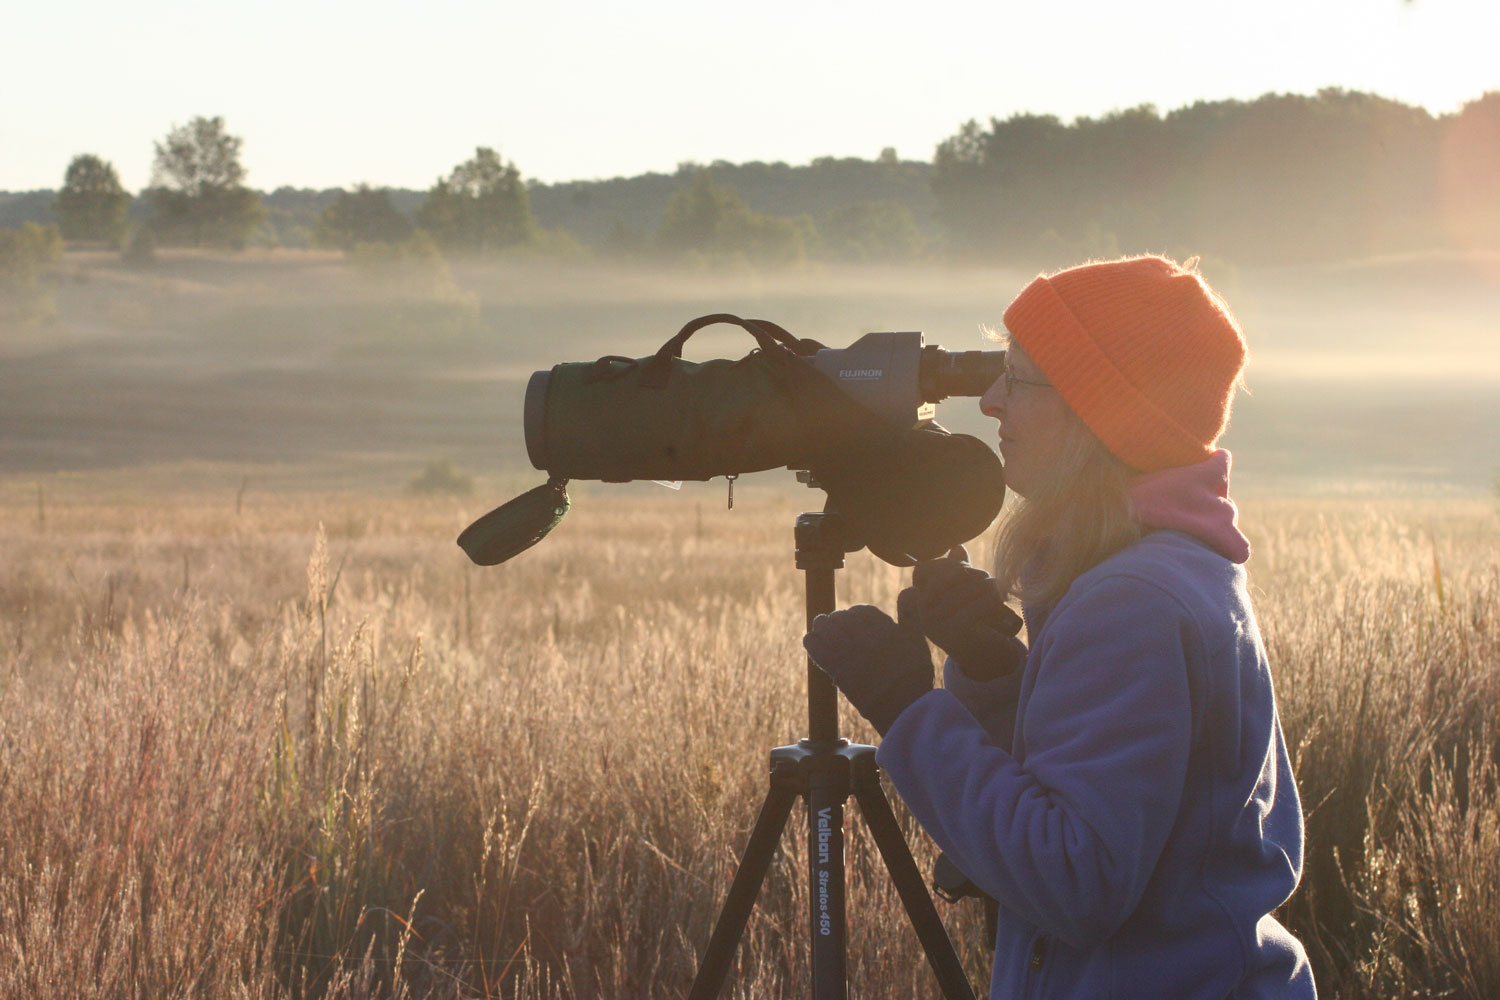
[920,347,1006,402]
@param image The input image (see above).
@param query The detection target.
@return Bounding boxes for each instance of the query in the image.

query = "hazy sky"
[3,0,1497,193]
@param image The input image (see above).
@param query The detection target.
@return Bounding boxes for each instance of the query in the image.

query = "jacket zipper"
[1029,935,1047,973]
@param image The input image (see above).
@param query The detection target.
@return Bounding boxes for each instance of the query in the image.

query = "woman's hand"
[803,604,933,736]
[898,545,1027,681]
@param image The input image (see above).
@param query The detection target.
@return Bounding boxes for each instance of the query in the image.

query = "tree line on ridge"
[3,88,1498,272]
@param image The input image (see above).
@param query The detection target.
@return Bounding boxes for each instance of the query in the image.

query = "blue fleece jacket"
[875,529,1316,999]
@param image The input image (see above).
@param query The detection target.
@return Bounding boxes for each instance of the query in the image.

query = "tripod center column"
[807,756,850,997]
[795,512,846,744]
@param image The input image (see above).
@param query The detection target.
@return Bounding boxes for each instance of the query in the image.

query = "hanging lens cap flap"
[457,477,571,566]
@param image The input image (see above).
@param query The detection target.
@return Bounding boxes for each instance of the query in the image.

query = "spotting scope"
[459,314,1009,568]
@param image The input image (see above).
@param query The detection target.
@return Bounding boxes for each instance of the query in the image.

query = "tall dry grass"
[1,489,1497,998]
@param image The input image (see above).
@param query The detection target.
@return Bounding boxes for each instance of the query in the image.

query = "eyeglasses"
[1002,367,1054,395]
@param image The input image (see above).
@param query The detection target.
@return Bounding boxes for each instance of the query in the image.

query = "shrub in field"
[406,459,474,496]
[120,224,158,267]
[348,231,468,305]
[0,222,62,323]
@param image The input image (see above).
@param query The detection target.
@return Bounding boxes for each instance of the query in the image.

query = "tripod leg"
[853,780,978,1000]
[689,776,799,1000]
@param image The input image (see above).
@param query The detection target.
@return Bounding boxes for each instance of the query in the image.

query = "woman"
[804,255,1316,998]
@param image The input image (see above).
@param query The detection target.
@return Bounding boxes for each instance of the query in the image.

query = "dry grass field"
[2,483,1498,999]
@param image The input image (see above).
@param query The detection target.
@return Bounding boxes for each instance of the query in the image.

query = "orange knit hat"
[1002,255,1246,473]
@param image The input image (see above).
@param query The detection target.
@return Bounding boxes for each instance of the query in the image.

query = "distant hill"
[527,157,938,246]
[0,191,58,229]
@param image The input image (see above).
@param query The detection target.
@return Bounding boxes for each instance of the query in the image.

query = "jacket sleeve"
[877,573,1198,948]
[941,655,1023,749]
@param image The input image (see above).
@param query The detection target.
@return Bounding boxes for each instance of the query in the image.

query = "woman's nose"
[980,377,1004,420]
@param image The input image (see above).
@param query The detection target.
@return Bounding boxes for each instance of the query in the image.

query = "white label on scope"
[838,369,884,380]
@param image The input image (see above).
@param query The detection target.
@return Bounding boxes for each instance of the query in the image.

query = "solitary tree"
[314,185,414,251]
[145,116,263,248]
[417,147,537,253]
[54,154,130,244]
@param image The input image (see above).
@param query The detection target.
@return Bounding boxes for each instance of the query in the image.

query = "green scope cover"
[527,349,817,482]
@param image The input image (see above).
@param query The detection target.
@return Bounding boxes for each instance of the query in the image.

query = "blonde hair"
[989,342,1141,610]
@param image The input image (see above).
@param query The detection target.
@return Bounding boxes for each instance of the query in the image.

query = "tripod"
[688,511,977,1000]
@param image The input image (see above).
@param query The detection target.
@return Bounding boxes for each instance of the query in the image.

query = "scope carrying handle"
[639,313,824,388]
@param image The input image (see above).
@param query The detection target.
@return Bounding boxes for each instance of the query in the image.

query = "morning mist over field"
[1,249,1498,499]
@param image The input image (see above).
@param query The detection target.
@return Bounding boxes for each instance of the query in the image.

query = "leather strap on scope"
[638,313,825,388]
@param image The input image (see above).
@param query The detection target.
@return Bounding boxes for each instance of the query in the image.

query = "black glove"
[802,603,933,736]
[897,544,1027,682]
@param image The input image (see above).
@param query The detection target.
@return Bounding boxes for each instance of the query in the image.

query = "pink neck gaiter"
[1126,449,1251,564]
